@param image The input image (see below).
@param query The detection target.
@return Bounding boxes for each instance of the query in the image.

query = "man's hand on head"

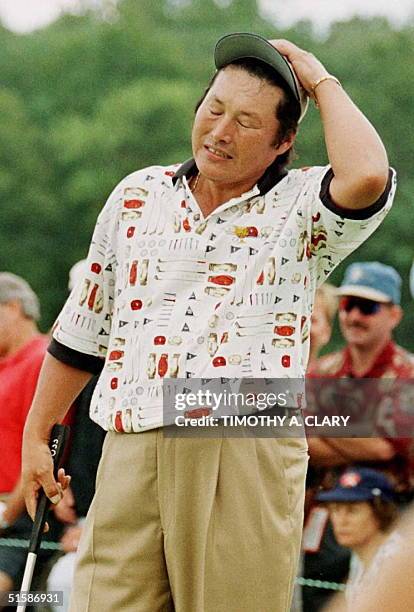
[269,39,329,96]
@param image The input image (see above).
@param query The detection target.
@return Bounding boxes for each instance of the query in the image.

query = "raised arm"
[271,39,389,209]
[22,353,93,520]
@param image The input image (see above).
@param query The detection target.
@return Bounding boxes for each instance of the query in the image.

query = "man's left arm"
[272,39,389,209]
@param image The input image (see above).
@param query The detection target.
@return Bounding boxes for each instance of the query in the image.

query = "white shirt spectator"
[346,530,403,608]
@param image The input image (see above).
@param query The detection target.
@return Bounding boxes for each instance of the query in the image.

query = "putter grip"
[28,424,70,554]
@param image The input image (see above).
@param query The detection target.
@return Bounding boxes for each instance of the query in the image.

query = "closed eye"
[238,119,254,128]
[238,119,257,129]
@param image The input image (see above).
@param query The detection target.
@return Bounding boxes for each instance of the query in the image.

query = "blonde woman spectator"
[308,282,338,366]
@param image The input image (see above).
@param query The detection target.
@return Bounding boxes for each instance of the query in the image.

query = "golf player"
[22,33,395,611]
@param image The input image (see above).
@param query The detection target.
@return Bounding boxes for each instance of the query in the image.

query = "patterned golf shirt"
[50,160,396,432]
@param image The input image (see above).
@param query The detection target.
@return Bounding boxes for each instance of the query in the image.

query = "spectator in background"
[317,467,400,610]
[303,262,414,611]
[325,506,414,612]
[308,261,414,494]
[0,273,62,597]
[308,282,338,367]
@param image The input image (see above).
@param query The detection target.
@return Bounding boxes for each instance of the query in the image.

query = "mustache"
[345,322,369,330]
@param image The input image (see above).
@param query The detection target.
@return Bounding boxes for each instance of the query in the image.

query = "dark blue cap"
[316,467,396,503]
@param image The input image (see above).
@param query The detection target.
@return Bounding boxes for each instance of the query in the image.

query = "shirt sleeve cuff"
[319,168,393,220]
[48,339,105,374]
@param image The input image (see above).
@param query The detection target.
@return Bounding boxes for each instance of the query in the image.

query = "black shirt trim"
[48,339,105,374]
[319,168,393,220]
[172,158,287,196]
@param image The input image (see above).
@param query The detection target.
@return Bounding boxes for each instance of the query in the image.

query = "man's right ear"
[275,130,296,155]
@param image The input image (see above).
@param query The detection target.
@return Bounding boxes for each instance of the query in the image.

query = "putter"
[17,424,70,612]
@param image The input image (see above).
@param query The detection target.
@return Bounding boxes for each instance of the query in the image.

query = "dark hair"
[194,58,300,171]
[369,497,399,531]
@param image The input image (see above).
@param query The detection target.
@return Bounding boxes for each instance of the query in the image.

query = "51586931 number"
[2,591,63,607]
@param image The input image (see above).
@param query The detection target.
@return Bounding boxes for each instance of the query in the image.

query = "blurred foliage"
[0,0,413,351]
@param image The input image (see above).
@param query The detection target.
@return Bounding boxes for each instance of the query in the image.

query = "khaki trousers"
[69,428,308,612]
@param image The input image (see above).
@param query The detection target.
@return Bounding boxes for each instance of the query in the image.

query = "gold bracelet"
[311,75,342,107]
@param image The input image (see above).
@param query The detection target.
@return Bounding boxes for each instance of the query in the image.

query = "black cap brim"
[214,32,308,122]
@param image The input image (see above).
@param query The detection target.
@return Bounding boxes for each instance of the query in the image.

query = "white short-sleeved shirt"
[346,530,403,608]
[51,161,396,432]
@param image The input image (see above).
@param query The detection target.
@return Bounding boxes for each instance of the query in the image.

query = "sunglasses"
[339,296,384,316]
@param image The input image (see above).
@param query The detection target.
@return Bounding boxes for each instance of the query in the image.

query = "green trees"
[0,0,413,348]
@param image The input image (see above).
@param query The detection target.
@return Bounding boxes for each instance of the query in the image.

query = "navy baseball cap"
[214,32,309,123]
[337,262,402,304]
[316,467,396,504]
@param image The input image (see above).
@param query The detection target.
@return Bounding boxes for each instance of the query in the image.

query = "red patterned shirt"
[308,341,414,494]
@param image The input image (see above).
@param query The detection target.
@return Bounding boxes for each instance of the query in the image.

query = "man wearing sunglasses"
[312,261,405,378]
[303,261,414,611]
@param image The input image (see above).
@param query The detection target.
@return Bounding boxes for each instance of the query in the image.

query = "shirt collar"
[172,158,288,196]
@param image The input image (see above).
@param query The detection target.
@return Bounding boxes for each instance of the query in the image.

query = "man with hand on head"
[22,33,395,612]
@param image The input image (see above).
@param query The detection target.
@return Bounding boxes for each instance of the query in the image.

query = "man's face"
[191,66,295,189]
[338,295,402,349]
